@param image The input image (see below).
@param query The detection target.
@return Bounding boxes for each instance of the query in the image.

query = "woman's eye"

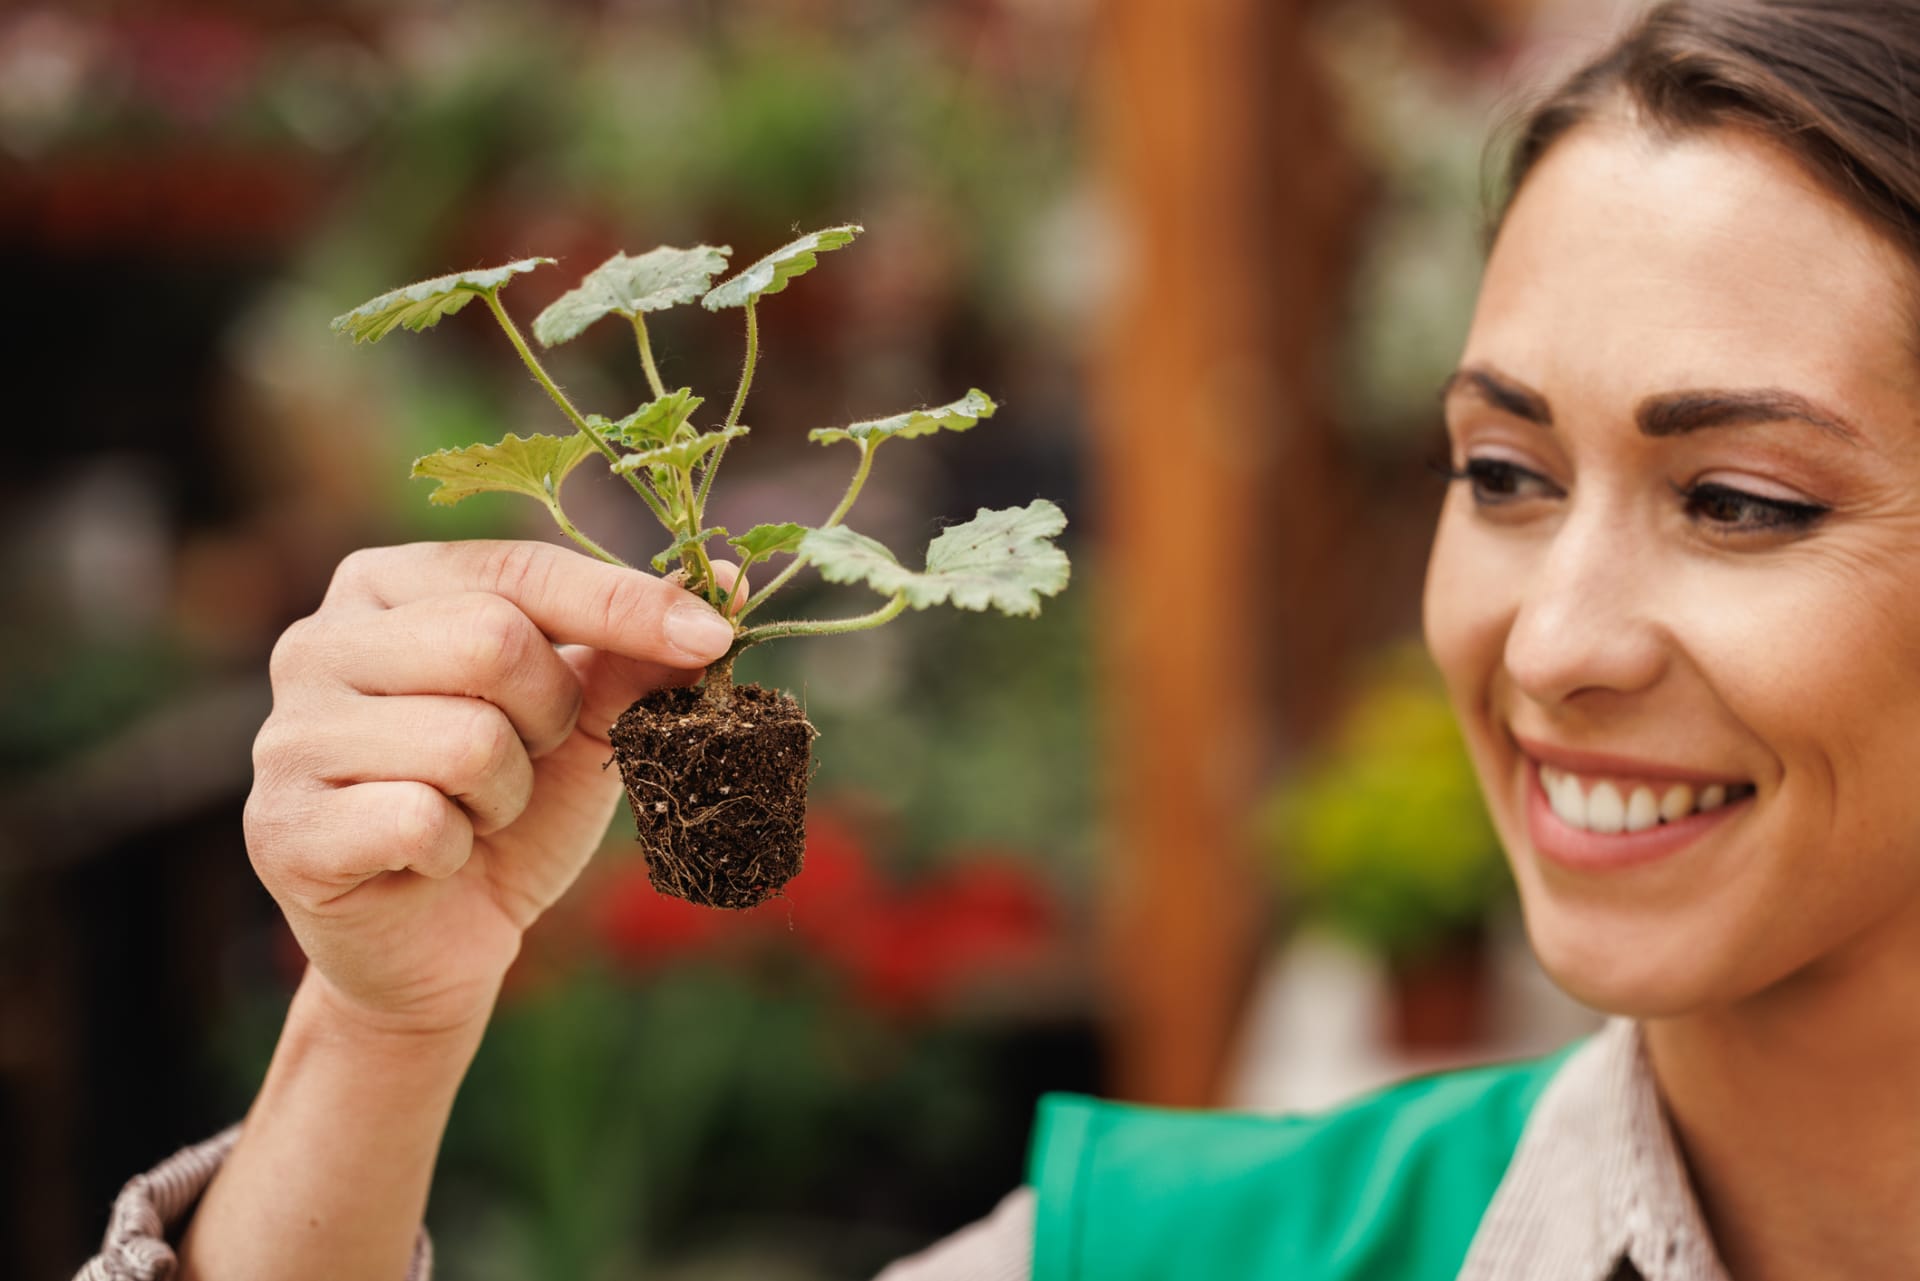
[1438,457,1559,506]
[1680,482,1830,534]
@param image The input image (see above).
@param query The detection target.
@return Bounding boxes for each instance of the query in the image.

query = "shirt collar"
[1457,1018,1730,1281]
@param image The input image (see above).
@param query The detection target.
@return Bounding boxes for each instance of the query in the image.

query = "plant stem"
[696,300,757,522]
[737,440,874,620]
[631,313,667,401]
[700,651,737,709]
[723,555,758,616]
[542,499,631,567]
[821,439,876,530]
[733,592,908,650]
[483,292,598,438]
[673,467,717,598]
[483,290,675,531]
[721,299,758,432]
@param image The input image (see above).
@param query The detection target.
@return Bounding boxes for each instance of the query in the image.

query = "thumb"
[566,561,748,741]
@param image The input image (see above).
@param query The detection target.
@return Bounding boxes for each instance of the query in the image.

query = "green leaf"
[728,522,807,561]
[411,432,599,507]
[808,389,997,448]
[332,259,554,344]
[532,245,733,346]
[610,426,750,476]
[702,224,862,311]
[801,500,1070,616]
[605,389,705,449]
[650,527,730,573]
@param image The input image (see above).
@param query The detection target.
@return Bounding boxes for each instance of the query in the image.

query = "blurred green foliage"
[1261,643,1509,960]
[438,964,1031,1281]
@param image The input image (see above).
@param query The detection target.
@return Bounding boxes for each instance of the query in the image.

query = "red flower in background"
[832,856,1057,1015]
[592,866,735,966]
[586,809,1060,1017]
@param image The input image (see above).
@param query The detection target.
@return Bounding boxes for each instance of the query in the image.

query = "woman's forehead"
[1464,119,1920,414]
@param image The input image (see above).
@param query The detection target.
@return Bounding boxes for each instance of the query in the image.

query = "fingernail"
[665,600,735,660]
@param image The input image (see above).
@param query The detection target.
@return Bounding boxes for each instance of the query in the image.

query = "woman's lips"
[1512,732,1749,787]
[1525,758,1751,871]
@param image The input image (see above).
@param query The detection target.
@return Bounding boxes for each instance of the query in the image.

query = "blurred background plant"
[1262,643,1505,965]
[1258,643,1513,1051]
[0,0,1630,1276]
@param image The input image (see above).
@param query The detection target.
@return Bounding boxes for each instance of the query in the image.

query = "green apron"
[1027,1043,1578,1281]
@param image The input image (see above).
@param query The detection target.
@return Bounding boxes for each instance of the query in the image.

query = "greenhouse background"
[1,1,1638,1277]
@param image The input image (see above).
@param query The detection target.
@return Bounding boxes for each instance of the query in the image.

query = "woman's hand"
[244,539,741,1038]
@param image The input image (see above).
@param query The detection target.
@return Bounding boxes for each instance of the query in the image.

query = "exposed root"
[607,682,815,909]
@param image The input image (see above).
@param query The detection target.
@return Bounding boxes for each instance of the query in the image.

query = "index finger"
[324,541,737,667]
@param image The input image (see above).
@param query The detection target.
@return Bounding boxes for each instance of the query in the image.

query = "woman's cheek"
[1422,507,1517,721]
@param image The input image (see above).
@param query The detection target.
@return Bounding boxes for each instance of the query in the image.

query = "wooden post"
[1089,0,1369,1105]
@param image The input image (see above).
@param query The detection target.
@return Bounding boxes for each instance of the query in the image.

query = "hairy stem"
[697,300,757,521]
[700,651,737,710]
[673,466,717,599]
[483,290,675,530]
[723,555,759,616]
[737,440,874,621]
[632,313,667,401]
[722,299,759,432]
[821,439,876,530]
[734,592,908,650]
[542,499,630,567]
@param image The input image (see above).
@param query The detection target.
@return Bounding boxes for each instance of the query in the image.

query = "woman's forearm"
[176,968,491,1281]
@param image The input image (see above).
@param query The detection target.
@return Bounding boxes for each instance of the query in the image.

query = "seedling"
[331,226,1071,908]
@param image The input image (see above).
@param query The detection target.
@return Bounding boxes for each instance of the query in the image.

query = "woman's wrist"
[292,965,499,1059]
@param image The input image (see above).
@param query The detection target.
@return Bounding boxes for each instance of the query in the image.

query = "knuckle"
[391,784,468,874]
[481,541,553,604]
[240,784,281,855]
[251,714,326,793]
[250,716,296,778]
[594,575,662,649]
[328,546,388,599]
[450,702,522,788]
[242,783,309,890]
[454,595,536,685]
[266,616,319,689]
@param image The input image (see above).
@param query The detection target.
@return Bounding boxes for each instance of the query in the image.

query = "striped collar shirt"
[1458,1017,1731,1281]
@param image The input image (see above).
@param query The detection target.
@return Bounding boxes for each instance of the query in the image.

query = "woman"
[76,2,1920,1278]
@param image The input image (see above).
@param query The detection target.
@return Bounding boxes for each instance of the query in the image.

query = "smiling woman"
[67,3,1920,1281]
[1419,4,1920,1279]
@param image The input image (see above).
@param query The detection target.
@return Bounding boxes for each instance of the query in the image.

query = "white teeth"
[1587,781,1626,834]
[1625,786,1660,833]
[1548,771,1585,828]
[1541,764,1745,834]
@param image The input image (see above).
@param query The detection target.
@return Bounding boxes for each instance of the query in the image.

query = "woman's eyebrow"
[1437,365,1862,446]
[1436,368,1552,425]
[1637,390,1860,444]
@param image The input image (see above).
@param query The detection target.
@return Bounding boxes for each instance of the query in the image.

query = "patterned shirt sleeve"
[871,1187,1034,1281]
[71,1126,433,1281]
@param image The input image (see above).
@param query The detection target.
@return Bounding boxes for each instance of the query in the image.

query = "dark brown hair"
[1494,0,1920,265]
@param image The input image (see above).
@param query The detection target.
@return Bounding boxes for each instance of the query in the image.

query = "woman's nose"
[1503,511,1669,707]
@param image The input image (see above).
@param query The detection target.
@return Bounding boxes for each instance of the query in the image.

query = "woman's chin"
[1520,902,1734,1020]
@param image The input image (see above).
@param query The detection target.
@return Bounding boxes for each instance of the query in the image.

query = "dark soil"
[607,682,816,909]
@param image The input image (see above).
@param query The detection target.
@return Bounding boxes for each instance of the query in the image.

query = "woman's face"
[1424,117,1920,1017]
